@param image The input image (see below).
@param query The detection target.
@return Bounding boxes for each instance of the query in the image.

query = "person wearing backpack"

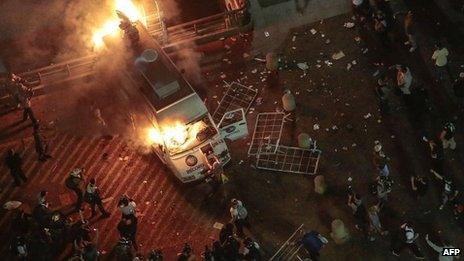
[230,199,249,237]
[66,168,85,211]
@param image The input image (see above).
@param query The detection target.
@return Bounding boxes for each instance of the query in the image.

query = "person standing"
[230,198,249,237]
[373,11,390,48]
[38,190,49,209]
[373,141,390,177]
[396,65,413,105]
[391,223,425,259]
[118,196,137,219]
[84,178,110,218]
[410,174,429,199]
[440,122,456,150]
[425,234,458,261]
[177,243,195,261]
[431,42,450,81]
[375,176,392,204]
[242,237,261,260]
[5,148,27,186]
[204,150,226,199]
[348,193,369,236]
[33,127,51,162]
[66,168,85,211]
[368,205,388,241]
[404,11,417,52]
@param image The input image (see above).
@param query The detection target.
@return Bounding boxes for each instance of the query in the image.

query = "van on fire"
[134,23,230,183]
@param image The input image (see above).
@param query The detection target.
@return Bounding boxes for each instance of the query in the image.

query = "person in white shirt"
[118,196,136,218]
[432,42,450,81]
[425,234,458,261]
[230,199,249,237]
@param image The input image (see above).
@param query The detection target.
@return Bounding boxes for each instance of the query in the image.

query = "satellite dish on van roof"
[141,49,158,63]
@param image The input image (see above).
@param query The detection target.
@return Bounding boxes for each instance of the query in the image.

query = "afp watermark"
[442,248,461,257]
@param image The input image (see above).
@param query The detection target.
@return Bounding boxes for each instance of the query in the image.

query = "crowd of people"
[348,0,464,259]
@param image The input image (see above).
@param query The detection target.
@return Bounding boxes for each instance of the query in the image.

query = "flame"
[92,0,142,49]
[147,121,208,153]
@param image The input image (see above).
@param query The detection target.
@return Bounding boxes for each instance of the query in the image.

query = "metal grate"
[256,145,321,175]
[213,82,257,124]
[269,224,306,261]
[247,112,285,156]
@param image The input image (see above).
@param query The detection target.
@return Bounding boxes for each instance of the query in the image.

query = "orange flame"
[92,0,142,49]
[147,121,207,153]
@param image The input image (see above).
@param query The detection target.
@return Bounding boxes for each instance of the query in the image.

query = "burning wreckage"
[2,0,320,183]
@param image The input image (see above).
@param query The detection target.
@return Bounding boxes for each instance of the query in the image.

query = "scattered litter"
[142,180,148,184]
[255,97,263,105]
[352,60,357,65]
[292,46,296,50]
[348,177,353,182]
[325,39,331,44]
[344,22,355,28]
[254,58,266,62]
[3,201,22,210]
[220,74,226,79]
[316,64,322,68]
[264,31,270,37]
[313,124,320,130]
[364,113,372,119]
[297,62,309,71]
[292,36,296,42]
[352,143,357,147]
[332,125,338,130]
[145,201,150,205]
[332,51,345,60]
[243,53,250,58]
[213,222,224,230]
[373,70,380,77]
[310,28,317,35]
[354,36,361,42]
[321,34,325,38]
[342,146,348,151]
[346,63,352,70]
[377,119,382,123]
[212,95,217,99]
[362,48,369,54]
[324,60,333,66]
[251,69,258,74]
[391,135,395,139]
[238,160,244,165]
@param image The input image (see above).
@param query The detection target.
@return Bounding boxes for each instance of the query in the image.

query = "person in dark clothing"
[211,241,224,260]
[84,178,110,218]
[222,235,240,260]
[243,237,261,260]
[348,193,369,236]
[117,215,138,251]
[177,243,195,261]
[148,249,163,260]
[66,168,84,211]
[10,235,28,260]
[299,231,328,261]
[33,128,51,162]
[410,174,428,199]
[453,72,464,110]
[11,209,32,236]
[373,11,390,48]
[219,223,235,245]
[5,148,27,186]
[391,223,425,259]
[427,137,445,178]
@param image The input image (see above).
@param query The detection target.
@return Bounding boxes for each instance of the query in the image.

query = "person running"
[65,168,85,211]
[230,199,249,237]
[5,148,27,186]
[33,127,51,162]
[440,122,456,150]
[84,178,110,218]
[391,222,425,259]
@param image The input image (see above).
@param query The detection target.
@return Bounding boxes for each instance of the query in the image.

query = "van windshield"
[166,115,217,155]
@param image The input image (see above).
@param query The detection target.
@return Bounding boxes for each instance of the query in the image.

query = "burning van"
[134,24,230,183]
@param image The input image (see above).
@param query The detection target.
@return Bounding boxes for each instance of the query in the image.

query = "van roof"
[135,22,196,112]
